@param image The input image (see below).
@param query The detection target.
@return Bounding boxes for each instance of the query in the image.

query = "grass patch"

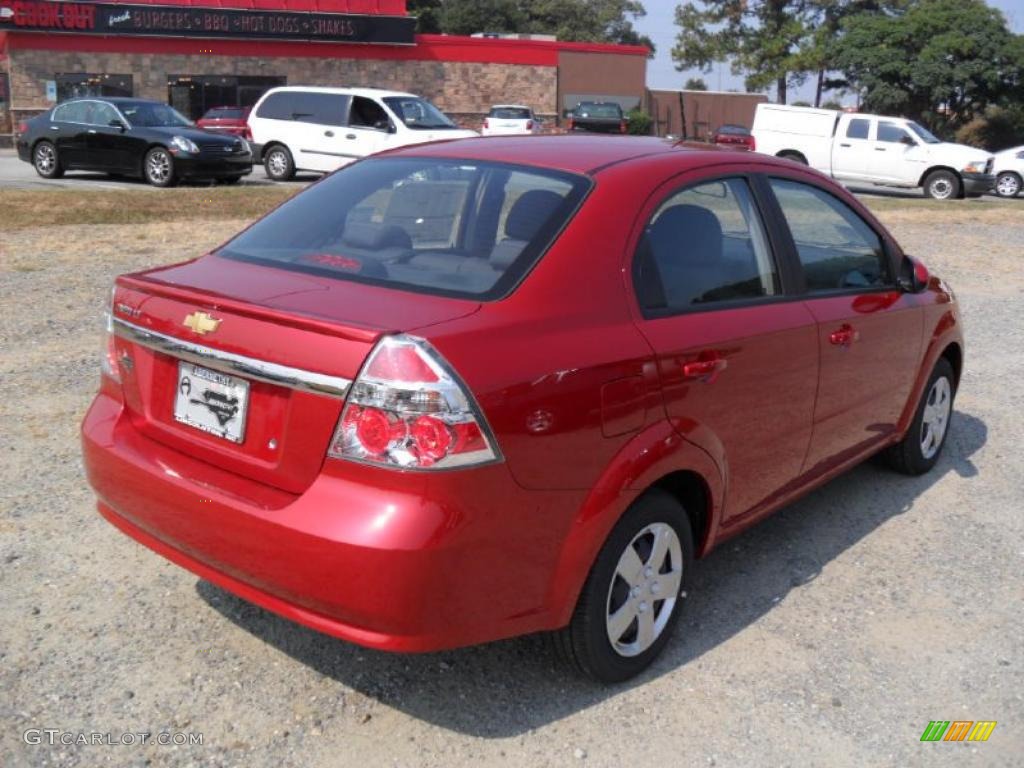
[0,186,298,231]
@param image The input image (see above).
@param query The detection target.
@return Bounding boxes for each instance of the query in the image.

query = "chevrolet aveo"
[82,136,963,682]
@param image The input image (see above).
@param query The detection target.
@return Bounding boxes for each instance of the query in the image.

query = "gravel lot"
[1,193,1022,767]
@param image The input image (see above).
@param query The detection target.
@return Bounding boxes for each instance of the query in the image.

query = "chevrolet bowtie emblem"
[183,311,221,335]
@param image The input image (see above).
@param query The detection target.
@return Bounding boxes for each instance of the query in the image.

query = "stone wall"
[6,48,559,121]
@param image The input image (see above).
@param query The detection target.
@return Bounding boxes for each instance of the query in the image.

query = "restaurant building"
[0,0,648,144]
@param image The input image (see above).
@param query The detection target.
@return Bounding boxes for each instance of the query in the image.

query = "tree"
[436,1,654,51]
[672,1,819,104]
[684,77,708,91]
[407,0,443,33]
[832,0,1024,132]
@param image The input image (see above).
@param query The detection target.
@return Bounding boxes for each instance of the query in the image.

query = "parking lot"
[1,165,1022,767]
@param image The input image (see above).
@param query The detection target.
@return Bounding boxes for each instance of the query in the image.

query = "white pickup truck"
[751,104,994,200]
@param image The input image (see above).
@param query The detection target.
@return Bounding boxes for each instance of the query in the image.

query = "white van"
[751,103,994,199]
[248,87,478,181]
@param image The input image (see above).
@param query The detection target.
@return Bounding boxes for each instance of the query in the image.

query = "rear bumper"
[16,138,31,162]
[962,172,994,195]
[174,153,253,180]
[82,391,582,651]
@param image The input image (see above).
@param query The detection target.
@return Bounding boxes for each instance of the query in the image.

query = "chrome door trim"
[113,317,352,399]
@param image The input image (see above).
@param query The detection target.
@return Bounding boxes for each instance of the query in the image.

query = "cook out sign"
[4,1,97,29]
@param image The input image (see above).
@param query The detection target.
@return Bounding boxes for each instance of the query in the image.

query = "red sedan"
[195,106,252,139]
[82,136,962,682]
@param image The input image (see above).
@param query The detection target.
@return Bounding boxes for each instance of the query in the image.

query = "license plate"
[173,362,249,443]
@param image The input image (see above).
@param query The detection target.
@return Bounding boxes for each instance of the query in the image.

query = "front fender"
[543,420,724,628]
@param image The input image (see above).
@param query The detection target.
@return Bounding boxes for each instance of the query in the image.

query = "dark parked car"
[713,123,755,151]
[16,97,253,187]
[196,106,253,139]
[568,101,627,134]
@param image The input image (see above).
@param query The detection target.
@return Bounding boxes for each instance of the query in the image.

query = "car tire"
[144,147,177,188]
[923,170,960,200]
[264,145,295,181]
[884,357,956,476]
[995,171,1021,198]
[552,489,694,683]
[33,141,64,179]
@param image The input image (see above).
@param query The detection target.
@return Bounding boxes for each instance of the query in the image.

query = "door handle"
[839,142,851,147]
[874,147,887,151]
[324,130,334,137]
[346,133,357,140]
[50,126,59,131]
[88,129,97,134]
[681,353,727,382]
[829,323,860,347]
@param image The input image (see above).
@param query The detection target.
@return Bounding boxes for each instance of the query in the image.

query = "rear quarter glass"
[217,157,592,301]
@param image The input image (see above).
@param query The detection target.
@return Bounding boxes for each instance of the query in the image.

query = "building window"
[167,75,287,120]
[56,73,133,102]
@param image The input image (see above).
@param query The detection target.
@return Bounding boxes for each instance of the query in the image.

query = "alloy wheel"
[267,150,288,178]
[605,522,683,658]
[929,178,953,200]
[147,151,171,184]
[34,143,56,174]
[920,376,952,460]
[996,174,1020,198]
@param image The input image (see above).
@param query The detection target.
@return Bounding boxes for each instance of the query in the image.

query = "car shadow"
[196,409,986,738]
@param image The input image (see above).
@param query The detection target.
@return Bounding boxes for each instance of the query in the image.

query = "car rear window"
[217,157,590,300]
[203,108,245,120]
[577,104,622,118]
[490,107,531,119]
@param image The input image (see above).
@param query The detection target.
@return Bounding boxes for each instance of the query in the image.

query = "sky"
[634,0,1024,102]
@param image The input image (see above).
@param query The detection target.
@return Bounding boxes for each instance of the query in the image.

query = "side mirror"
[109,119,127,132]
[387,121,398,134]
[898,255,930,293]
[900,135,916,147]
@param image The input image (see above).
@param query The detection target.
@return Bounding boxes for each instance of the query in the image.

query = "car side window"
[90,102,120,127]
[53,102,86,123]
[878,121,912,144]
[634,178,779,312]
[256,91,349,126]
[769,178,892,292]
[349,97,390,130]
[846,118,870,140]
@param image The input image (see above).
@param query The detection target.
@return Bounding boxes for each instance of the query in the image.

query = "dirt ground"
[1,192,1022,767]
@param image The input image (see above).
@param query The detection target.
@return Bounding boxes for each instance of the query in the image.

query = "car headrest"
[505,190,564,241]
[648,204,723,264]
[342,222,412,252]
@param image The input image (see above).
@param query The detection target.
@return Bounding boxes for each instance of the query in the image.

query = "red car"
[195,106,252,139]
[713,123,756,151]
[82,136,962,682]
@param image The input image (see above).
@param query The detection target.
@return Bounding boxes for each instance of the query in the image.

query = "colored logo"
[920,721,997,742]
[183,311,221,335]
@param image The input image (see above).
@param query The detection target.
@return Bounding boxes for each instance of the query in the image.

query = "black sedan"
[15,97,253,187]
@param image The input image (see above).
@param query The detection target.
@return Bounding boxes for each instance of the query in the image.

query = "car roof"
[490,104,532,110]
[383,135,762,176]
[263,86,417,99]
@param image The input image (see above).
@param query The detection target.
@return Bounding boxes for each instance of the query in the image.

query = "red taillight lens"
[567,118,575,131]
[620,120,628,134]
[244,125,253,141]
[100,290,121,384]
[526,120,533,131]
[748,135,756,151]
[329,335,500,470]
[483,118,490,130]
[17,121,29,135]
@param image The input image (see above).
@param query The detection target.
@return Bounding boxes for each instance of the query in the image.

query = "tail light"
[100,289,121,384]
[568,117,575,131]
[16,121,29,136]
[748,135,756,151]
[526,120,533,131]
[328,335,500,470]
[483,117,490,130]
[620,120,628,134]
[244,125,253,141]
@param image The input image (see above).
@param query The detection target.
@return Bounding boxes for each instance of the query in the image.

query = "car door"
[343,96,392,161]
[49,102,89,168]
[83,101,128,171]
[830,116,874,181]
[871,120,923,184]
[766,176,923,475]
[631,174,819,524]
[286,91,351,173]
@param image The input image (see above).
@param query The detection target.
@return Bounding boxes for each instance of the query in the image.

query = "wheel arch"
[918,165,960,189]
[543,420,724,629]
[777,149,808,165]
[138,142,170,175]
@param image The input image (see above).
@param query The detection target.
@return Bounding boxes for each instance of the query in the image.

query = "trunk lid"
[111,255,479,494]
